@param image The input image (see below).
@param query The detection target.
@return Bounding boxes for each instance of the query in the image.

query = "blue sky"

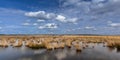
[0,0,120,35]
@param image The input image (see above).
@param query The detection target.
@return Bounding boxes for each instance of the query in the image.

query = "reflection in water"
[108,47,115,52]
[55,50,67,60]
[18,58,32,60]
[116,48,120,52]
[0,43,120,60]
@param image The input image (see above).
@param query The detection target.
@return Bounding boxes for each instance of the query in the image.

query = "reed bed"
[0,35,120,51]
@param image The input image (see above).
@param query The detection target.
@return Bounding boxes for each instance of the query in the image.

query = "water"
[0,43,120,60]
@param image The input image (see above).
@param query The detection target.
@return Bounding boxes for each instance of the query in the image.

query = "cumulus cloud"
[60,0,120,16]
[67,18,78,23]
[25,11,78,23]
[23,0,120,34]
[25,11,56,20]
[55,15,78,23]
[38,23,58,29]
[56,15,66,22]
[58,0,120,32]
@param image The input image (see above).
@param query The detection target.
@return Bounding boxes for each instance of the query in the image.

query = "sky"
[0,0,120,35]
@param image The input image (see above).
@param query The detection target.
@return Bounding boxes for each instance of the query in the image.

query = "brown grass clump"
[65,40,73,48]
[45,43,54,50]
[13,40,23,47]
[0,40,8,47]
[58,42,65,49]
[25,41,45,49]
[74,43,82,52]
[107,41,120,50]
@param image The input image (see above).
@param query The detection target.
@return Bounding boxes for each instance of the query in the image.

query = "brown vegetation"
[0,35,120,50]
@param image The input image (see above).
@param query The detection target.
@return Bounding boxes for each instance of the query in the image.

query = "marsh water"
[0,43,120,60]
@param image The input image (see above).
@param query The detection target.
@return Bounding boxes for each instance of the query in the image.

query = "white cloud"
[37,19,45,22]
[25,11,78,23]
[60,0,120,16]
[84,26,96,30]
[38,23,58,29]
[107,21,120,27]
[25,11,56,20]
[109,23,120,27]
[56,15,66,22]
[25,11,45,18]
[55,15,78,23]
[33,23,38,26]
[22,23,30,26]
[60,0,80,7]
[67,18,78,23]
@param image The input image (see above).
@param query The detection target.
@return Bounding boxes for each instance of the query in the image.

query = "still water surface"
[0,43,120,60]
